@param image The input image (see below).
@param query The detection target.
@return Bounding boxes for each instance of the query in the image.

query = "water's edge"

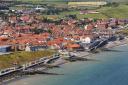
[9,45,128,85]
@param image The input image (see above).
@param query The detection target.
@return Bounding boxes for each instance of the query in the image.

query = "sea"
[9,45,128,85]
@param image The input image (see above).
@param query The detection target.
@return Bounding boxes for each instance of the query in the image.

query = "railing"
[0,57,48,76]
[0,54,60,77]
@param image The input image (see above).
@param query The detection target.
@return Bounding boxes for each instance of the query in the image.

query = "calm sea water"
[9,45,128,85]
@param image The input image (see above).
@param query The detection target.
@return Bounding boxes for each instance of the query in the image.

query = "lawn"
[0,50,55,69]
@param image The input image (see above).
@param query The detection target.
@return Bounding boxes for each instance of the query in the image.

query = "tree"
[105,2,119,7]
[65,14,77,19]
[112,2,119,7]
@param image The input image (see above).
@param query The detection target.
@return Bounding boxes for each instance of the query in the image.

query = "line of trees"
[105,2,120,7]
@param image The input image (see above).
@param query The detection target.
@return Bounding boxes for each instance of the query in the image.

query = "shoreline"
[104,38,128,49]
[2,58,68,85]
[2,39,128,85]
[8,40,128,85]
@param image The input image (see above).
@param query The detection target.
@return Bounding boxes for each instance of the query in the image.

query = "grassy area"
[0,50,55,69]
[16,0,66,5]
[13,0,128,19]
[55,4,128,19]
[41,10,107,19]
[77,13,108,19]
[98,5,128,18]
[59,10,108,19]
[16,0,64,1]
[41,10,108,19]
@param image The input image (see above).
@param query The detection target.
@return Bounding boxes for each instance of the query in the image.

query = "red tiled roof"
[67,43,80,48]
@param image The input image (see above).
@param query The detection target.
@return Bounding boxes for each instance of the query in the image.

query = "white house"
[25,46,31,52]
[35,6,46,11]
[80,36,91,44]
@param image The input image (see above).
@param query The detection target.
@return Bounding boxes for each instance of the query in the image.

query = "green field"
[11,0,128,19]
[98,5,128,18]
[16,0,64,3]
[53,4,128,19]
[58,10,108,19]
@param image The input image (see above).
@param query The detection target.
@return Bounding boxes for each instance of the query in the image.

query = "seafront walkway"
[0,54,60,84]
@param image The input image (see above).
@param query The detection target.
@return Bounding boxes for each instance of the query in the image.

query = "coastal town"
[0,0,128,84]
